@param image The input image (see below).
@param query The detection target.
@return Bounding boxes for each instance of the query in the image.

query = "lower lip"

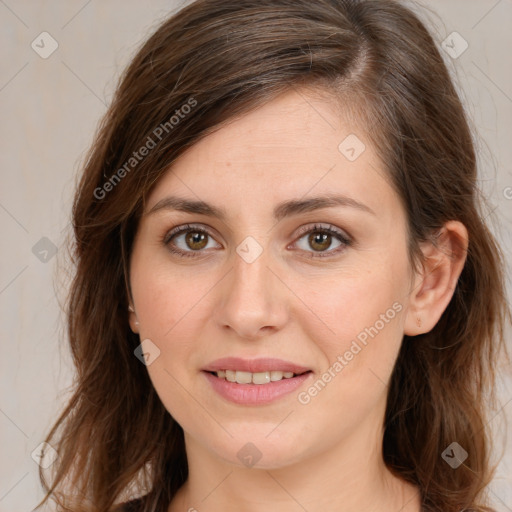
[202,371,312,405]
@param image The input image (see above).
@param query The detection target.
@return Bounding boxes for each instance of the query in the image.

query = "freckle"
[226,161,231,167]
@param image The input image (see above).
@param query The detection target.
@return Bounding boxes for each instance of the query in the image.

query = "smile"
[212,369,306,384]
[203,370,313,405]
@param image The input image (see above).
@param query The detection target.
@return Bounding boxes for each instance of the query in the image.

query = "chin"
[211,434,311,470]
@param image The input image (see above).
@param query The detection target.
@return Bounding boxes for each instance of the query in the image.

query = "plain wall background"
[0,1,511,510]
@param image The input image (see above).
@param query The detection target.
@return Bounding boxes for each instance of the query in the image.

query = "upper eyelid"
[164,223,219,243]
[165,222,351,249]
[294,223,351,241]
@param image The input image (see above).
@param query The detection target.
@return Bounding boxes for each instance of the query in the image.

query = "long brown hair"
[36,0,510,511]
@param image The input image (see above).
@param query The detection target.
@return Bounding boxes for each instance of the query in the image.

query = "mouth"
[202,357,313,404]
[205,369,312,385]
[203,356,311,376]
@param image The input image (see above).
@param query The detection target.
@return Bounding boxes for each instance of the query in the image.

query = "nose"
[214,244,289,341]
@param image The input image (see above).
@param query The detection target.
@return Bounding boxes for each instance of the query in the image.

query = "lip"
[203,370,312,405]
[202,357,311,374]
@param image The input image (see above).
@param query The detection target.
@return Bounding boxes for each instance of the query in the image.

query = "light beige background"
[0,1,511,510]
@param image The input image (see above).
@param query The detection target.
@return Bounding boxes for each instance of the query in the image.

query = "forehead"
[145,88,396,220]
[182,88,362,162]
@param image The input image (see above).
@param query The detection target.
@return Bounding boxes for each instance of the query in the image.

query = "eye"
[163,224,221,258]
[291,223,352,258]
[162,222,352,259]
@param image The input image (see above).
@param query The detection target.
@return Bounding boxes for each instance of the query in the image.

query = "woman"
[35,0,510,511]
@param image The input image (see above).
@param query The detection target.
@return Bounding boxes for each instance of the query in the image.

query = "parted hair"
[36,1,510,511]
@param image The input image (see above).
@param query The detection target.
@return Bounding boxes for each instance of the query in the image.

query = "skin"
[128,87,468,512]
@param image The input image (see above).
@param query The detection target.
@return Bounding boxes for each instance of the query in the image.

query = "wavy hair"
[36,0,510,511]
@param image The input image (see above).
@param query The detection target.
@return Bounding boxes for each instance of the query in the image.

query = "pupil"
[187,232,207,250]
[310,232,330,251]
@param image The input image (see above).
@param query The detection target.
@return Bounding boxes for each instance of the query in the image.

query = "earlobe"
[404,221,468,336]
[128,304,140,333]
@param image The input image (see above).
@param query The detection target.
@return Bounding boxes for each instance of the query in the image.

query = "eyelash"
[162,223,352,259]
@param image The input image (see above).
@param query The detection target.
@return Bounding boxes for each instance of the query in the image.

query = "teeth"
[215,369,300,384]
[234,371,252,384]
[253,372,271,384]
[270,371,283,381]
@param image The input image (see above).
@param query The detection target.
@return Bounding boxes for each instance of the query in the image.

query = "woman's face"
[129,88,417,469]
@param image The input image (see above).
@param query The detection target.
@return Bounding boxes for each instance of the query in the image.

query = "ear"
[404,220,468,336]
[128,304,140,334]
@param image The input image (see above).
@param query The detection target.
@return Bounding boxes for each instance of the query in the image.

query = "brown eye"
[163,224,221,258]
[293,223,352,258]
[184,231,208,251]
[308,232,332,252]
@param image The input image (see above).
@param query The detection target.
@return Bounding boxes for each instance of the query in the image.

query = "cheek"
[130,253,220,400]
[292,271,407,437]
[129,258,213,426]
[294,256,409,411]
[131,253,210,340]
[131,233,410,365]
[301,259,407,346]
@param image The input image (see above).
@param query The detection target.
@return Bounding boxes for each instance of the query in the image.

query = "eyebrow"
[145,193,376,221]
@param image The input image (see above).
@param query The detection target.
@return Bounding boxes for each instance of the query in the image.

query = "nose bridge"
[234,242,270,297]
[231,240,275,312]
[216,236,287,338]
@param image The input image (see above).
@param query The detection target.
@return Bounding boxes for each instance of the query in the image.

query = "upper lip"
[203,357,311,374]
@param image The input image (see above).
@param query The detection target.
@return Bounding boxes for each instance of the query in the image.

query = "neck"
[168,407,421,512]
